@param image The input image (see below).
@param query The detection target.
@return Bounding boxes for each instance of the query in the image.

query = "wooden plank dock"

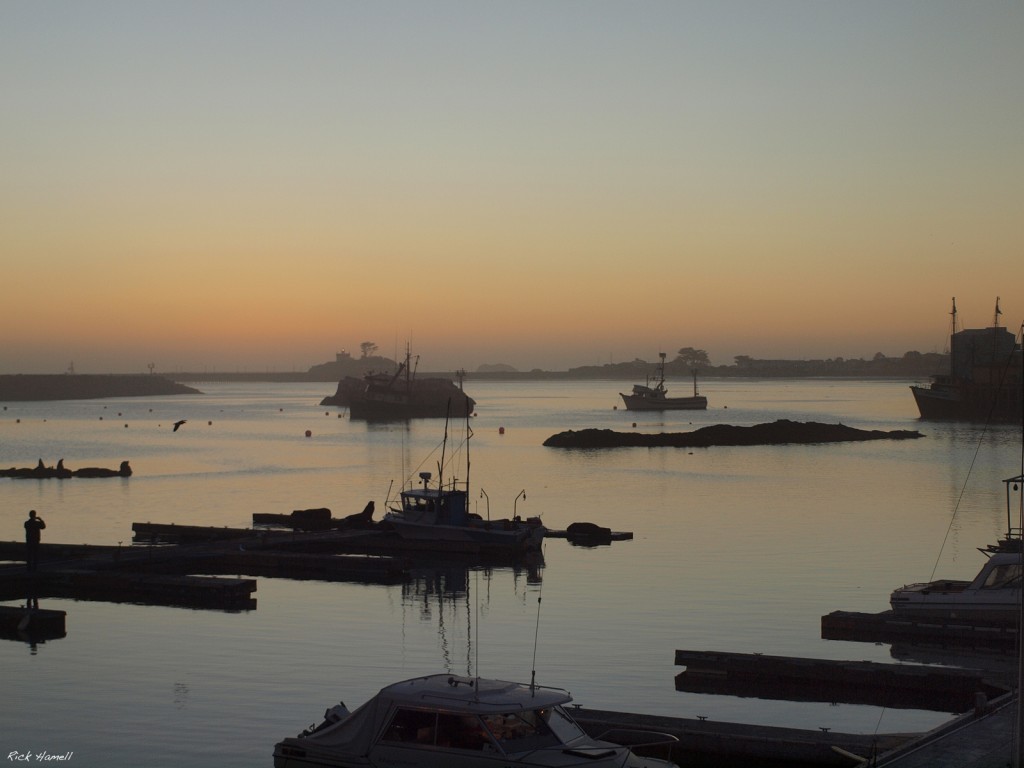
[0,605,66,642]
[674,650,1008,713]
[573,707,917,768]
[821,609,1018,650]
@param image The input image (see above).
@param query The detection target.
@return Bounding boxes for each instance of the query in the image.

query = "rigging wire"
[928,323,1024,581]
[529,544,545,690]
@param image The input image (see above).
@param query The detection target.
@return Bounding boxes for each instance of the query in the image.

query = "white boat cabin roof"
[378,674,573,714]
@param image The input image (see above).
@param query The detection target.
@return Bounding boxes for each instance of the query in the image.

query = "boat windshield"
[982,563,1021,589]
[480,706,586,752]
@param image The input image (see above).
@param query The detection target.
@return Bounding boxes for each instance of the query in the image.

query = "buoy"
[305,430,312,438]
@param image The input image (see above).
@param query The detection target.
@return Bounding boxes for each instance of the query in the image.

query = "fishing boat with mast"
[273,673,678,768]
[325,345,476,421]
[619,353,707,411]
[382,408,545,556]
[909,298,1022,422]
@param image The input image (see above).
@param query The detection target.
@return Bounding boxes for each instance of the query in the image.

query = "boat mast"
[948,297,958,377]
[1016,322,1024,768]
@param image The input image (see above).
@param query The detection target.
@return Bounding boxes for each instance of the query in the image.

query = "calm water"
[2,378,1021,767]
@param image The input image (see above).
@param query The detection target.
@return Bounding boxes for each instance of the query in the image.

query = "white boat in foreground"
[273,673,678,768]
[890,473,1024,622]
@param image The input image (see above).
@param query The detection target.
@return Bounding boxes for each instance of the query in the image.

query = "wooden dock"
[674,649,1009,712]
[0,605,66,642]
[573,707,916,768]
[821,609,1018,650]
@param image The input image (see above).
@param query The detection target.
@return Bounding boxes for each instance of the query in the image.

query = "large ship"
[321,346,476,421]
[909,298,1022,422]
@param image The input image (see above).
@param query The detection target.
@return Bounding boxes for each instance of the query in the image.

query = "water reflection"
[400,561,544,675]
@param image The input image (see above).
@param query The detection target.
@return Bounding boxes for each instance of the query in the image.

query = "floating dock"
[573,707,916,768]
[822,609,1017,650]
[0,605,66,642]
[674,650,1008,713]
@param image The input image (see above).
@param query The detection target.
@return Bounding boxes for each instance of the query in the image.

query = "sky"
[2,1,1021,374]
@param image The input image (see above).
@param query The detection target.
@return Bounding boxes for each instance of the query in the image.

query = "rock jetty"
[542,419,924,448]
[0,374,200,401]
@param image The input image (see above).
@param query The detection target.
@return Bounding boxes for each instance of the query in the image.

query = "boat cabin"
[274,674,677,768]
[396,472,469,526]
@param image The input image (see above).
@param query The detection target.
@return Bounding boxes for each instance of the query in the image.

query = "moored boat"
[619,353,707,412]
[909,298,1022,422]
[385,472,544,554]
[273,673,678,768]
[890,473,1024,623]
[322,346,476,421]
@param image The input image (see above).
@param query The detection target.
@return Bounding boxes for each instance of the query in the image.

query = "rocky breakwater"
[0,374,200,401]
[543,419,924,448]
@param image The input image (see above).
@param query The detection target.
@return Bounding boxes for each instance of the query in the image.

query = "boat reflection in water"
[273,673,678,768]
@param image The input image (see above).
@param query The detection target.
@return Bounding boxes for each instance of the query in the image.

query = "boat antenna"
[529,569,544,693]
[438,400,450,488]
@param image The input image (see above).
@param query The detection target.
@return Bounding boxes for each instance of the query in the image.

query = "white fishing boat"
[890,473,1024,622]
[273,673,678,768]
[619,353,707,411]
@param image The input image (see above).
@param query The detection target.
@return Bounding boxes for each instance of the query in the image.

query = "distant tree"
[360,342,378,359]
[872,352,887,361]
[675,347,711,368]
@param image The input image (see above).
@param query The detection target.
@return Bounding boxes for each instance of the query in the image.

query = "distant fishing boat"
[619,353,707,411]
[322,345,476,421]
[909,298,1022,422]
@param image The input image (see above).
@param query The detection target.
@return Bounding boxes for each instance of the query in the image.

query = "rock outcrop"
[542,420,923,448]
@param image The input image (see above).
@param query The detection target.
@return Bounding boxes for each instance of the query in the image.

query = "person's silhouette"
[24,510,45,571]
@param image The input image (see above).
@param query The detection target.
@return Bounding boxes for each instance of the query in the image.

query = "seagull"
[172,420,187,432]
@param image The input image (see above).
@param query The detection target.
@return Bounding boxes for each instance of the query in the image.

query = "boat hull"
[910,382,1022,422]
[619,394,707,411]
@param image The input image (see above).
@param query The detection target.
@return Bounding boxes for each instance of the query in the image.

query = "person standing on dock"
[24,510,45,571]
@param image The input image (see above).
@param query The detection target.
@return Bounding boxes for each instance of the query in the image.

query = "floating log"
[543,420,924,448]
[674,650,1006,712]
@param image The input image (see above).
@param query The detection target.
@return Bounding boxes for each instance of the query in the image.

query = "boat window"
[380,708,437,745]
[478,708,562,751]
[539,706,587,742]
[436,713,492,751]
[982,564,1021,589]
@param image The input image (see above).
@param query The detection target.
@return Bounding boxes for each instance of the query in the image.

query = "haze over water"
[3,378,1022,767]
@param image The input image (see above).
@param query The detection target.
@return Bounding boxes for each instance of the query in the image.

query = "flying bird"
[172,420,187,432]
